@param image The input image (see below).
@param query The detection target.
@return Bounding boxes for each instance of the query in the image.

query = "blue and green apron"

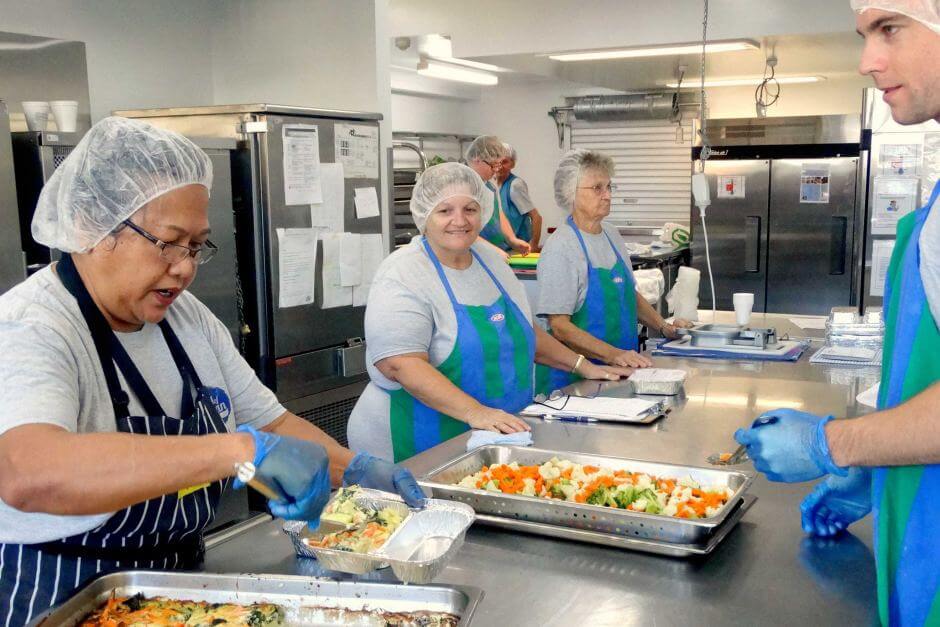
[874,179,940,626]
[0,254,231,625]
[535,216,638,395]
[499,173,532,242]
[479,181,511,251]
[388,238,535,462]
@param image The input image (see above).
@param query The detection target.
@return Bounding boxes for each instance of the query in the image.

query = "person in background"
[347,163,631,462]
[534,149,693,394]
[497,142,543,252]
[464,135,531,256]
[0,117,423,625]
[735,2,940,624]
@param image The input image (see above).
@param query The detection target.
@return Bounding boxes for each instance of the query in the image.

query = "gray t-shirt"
[920,192,940,324]
[0,266,284,544]
[508,177,535,215]
[347,237,532,460]
[536,221,637,317]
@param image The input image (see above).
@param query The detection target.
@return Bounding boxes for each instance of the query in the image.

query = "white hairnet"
[553,149,615,214]
[409,162,492,233]
[32,116,213,253]
[852,0,940,33]
[464,135,507,163]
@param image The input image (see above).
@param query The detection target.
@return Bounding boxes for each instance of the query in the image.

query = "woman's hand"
[465,406,531,433]
[599,364,635,378]
[577,360,622,381]
[607,349,653,368]
[660,319,694,340]
[673,318,695,328]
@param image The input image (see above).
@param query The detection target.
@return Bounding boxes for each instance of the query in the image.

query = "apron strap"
[56,254,168,420]
[567,215,594,276]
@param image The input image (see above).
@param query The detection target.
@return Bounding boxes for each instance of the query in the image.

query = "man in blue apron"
[735,3,940,624]
[0,117,423,625]
[496,143,543,252]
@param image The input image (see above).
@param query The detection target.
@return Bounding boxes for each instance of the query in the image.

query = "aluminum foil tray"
[284,488,475,584]
[475,494,756,557]
[628,368,688,395]
[30,571,482,626]
[418,445,753,545]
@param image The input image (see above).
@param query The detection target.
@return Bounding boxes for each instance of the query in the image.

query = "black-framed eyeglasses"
[121,220,218,266]
[578,182,617,195]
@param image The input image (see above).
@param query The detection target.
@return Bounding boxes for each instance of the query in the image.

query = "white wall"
[707,75,870,118]
[392,93,478,134]
[0,0,216,120]
[210,0,380,112]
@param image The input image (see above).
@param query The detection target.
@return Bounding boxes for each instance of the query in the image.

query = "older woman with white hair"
[464,135,531,254]
[535,149,693,394]
[347,162,629,462]
[0,116,422,624]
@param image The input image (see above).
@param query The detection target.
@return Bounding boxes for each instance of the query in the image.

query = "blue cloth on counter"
[466,429,534,451]
[651,340,809,362]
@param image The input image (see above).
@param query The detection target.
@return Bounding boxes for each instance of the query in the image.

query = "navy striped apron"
[0,254,231,625]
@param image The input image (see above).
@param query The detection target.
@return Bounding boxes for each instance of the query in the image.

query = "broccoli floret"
[613,486,636,509]
[586,486,610,506]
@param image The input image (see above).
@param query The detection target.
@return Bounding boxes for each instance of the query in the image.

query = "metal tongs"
[707,415,777,466]
[233,462,364,535]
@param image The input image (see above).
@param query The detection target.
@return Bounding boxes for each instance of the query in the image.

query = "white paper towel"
[666,266,700,320]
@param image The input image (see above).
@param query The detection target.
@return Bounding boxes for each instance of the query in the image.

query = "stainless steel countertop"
[204,313,881,626]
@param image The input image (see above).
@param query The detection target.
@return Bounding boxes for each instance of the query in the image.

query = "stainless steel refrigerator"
[690,115,863,315]
[860,87,940,310]
[117,105,383,442]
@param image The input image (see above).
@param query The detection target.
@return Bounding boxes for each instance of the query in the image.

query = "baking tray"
[284,488,475,584]
[418,445,754,545]
[30,571,483,626]
[474,494,756,558]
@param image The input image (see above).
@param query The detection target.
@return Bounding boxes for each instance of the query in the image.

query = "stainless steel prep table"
[203,313,880,626]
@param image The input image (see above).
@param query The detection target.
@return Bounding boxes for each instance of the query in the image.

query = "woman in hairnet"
[0,117,423,624]
[464,135,531,255]
[347,162,631,462]
[534,150,694,394]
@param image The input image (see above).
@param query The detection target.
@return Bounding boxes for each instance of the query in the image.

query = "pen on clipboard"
[540,415,598,423]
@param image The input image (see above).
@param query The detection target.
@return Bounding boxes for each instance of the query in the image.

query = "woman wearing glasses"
[0,117,422,625]
[534,149,694,395]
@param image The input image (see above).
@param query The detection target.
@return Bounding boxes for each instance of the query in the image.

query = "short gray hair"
[502,142,517,161]
[553,149,615,213]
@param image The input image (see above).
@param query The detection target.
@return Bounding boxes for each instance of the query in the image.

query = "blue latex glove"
[733,409,847,482]
[236,425,331,526]
[800,467,872,537]
[343,453,426,507]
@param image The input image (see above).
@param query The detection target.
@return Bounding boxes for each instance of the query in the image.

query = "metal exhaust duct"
[572,94,678,122]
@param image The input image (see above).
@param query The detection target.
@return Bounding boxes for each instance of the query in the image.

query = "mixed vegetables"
[456,457,734,519]
[305,486,405,553]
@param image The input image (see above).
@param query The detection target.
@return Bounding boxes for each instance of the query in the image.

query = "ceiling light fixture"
[665,75,825,88]
[548,39,758,62]
[417,59,498,86]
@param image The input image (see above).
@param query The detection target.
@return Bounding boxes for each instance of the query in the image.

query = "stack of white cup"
[20,100,78,132]
[733,293,755,327]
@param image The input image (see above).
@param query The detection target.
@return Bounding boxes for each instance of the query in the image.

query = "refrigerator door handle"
[830,216,847,275]
[744,215,761,273]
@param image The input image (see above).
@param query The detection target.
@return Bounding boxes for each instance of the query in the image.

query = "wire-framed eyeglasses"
[121,220,218,266]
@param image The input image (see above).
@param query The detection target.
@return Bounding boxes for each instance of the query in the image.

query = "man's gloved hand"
[343,453,426,507]
[733,409,847,482]
[800,467,872,537]
[235,425,332,526]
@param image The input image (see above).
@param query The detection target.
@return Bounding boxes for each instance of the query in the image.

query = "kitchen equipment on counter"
[676,323,778,349]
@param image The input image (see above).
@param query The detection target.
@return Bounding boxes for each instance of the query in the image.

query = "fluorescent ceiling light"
[549,40,757,62]
[665,75,825,88]
[417,59,498,86]
[421,34,506,72]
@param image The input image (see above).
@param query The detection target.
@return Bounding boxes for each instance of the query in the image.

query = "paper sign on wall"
[717,175,745,199]
[320,233,354,308]
[353,234,386,306]
[870,239,896,297]
[880,143,922,177]
[276,228,317,308]
[354,187,381,219]
[339,233,363,287]
[799,164,830,204]
[310,163,346,232]
[923,133,940,205]
[335,123,379,179]
[282,124,322,205]
[871,177,918,235]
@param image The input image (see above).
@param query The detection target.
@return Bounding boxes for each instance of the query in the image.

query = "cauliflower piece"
[538,463,560,480]
[705,506,721,518]
[678,476,701,489]
[521,477,537,496]
[631,498,648,511]
[457,476,478,488]
[635,474,652,489]
[662,503,678,517]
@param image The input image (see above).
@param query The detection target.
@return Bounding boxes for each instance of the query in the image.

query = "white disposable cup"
[21,101,50,132]
[733,292,755,326]
[49,100,78,132]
